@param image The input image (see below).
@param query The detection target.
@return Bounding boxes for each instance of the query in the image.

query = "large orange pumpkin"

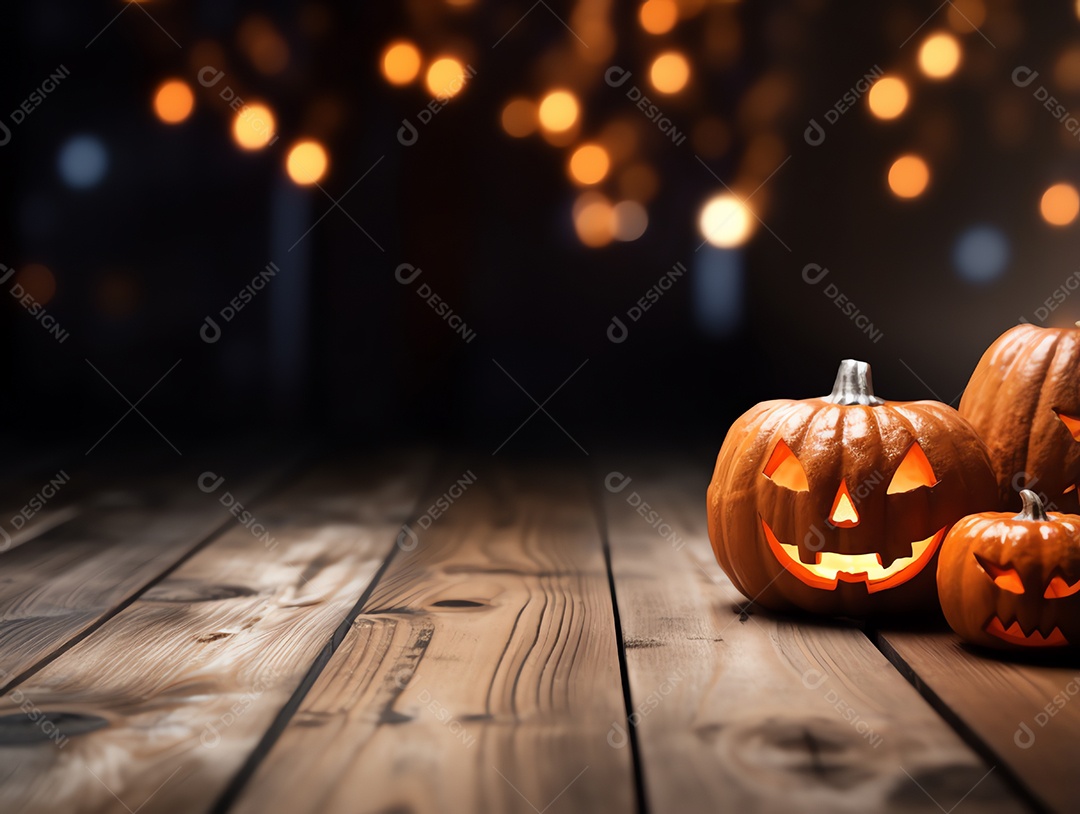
[960,323,1080,512]
[938,490,1080,649]
[708,359,999,617]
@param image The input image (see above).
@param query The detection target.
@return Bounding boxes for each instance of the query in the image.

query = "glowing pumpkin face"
[708,359,999,618]
[938,490,1080,649]
[960,323,1080,512]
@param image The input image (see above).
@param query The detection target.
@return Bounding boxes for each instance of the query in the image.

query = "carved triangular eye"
[1045,575,1080,599]
[763,439,809,492]
[975,554,1025,594]
[1055,410,1080,442]
[887,442,938,494]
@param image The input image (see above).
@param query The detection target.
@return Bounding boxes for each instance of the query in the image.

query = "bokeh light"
[238,15,289,75]
[568,143,611,185]
[153,80,194,124]
[918,33,962,79]
[501,98,537,138]
[613,200,648,241]
[1041,183,1080,226]
[650,52,690,94]
[946,0,986,32]
[953,225,1009,283]
[698,194,754,248]
[286,140,329,185]
[425,57,468,98]
[887,155,930,198]
[573,193,616,247]
[382,41,421,85]
[639,0,678,34]
[867,76,909,120]
[15,264,57,306]
[538,90,579,133]
[57,135,108,188]
[232,104,276,150]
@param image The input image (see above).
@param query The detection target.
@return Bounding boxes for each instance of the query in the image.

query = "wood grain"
[0,457,428,814]
[879,630,1080,813]
[0,456,291,691]
[602,457,1025,814]
[228,462,635,814]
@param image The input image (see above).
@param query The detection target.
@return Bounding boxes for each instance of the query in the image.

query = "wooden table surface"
[0,451,1076,813]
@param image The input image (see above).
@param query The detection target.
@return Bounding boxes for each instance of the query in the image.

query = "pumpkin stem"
[823,359,885,406]
[1015,489,1050,522]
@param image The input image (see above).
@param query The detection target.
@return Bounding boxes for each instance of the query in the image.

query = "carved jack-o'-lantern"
[708,359,999,618]
[938,490,1080,649]
[960,323,1080,512]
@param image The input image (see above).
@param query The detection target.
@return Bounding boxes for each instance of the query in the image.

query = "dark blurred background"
[3,0,1080,461]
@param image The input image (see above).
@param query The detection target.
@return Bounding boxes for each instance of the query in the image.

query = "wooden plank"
[0,454,294,691]
[0,456,429,814]
[227,462,635,814]
[878,630,1080,813]
[602,457,1026,814]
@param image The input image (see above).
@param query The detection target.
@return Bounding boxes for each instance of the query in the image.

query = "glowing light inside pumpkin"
[918,33,962,79]
[1041,183,1080,226]
[985,617,1068,647]
[829,482,860,528]
[762,520,945,593]
[762,439,808,491]
[1045,575,1080,598]
[887,442,938,493]
[1056,410,1080,441]
[975,555,1025,594]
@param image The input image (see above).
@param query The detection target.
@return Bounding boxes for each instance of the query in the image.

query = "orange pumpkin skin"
[937,491,1080,650]
[708,359,999,618]
[959,324,1080,513]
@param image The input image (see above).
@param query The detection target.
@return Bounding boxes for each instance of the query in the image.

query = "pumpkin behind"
[708,359,999,618]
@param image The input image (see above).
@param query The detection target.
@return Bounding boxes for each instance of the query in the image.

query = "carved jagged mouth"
[761,518,946,593]
[985,616,1068,647]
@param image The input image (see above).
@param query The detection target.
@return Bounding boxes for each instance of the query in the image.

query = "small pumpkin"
[959,323,1080,512]
[707,359,999,618]
[937,490,1080,649]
